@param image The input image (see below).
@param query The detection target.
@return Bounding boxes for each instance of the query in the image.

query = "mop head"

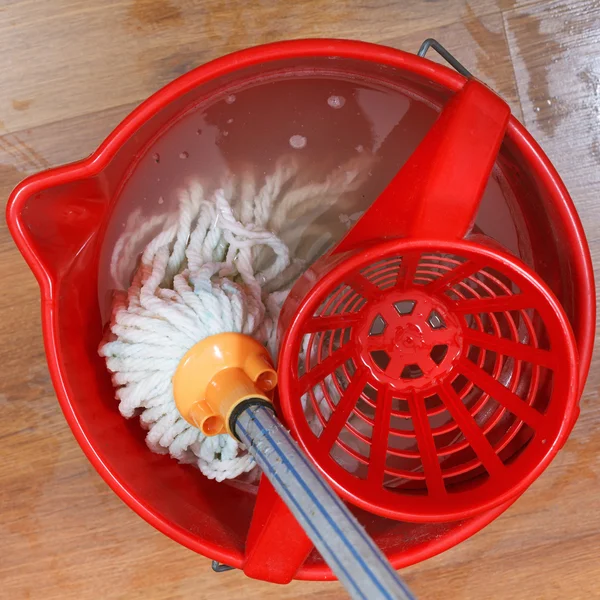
[99,157,369,481]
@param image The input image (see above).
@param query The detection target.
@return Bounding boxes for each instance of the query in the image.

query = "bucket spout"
[7,169,108,286]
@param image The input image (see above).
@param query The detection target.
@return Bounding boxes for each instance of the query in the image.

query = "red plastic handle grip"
[243,477,313,583]
[335,80,510,253]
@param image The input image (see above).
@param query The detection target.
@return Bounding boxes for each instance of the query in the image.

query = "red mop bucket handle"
[335,80,511,252]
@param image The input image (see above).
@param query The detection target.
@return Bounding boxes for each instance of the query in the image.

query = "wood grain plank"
[504,0,600,391]
[0,0,518,134]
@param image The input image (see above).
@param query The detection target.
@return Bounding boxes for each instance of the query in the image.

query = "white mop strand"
[99,156,371,481]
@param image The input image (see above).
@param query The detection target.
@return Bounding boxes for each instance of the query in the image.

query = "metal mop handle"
[172,332,415,598]
[235,403,416,600]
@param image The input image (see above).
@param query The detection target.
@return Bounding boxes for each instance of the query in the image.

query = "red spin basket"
[277,80,579,522]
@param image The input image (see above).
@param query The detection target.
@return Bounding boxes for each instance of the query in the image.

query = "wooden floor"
[1,1,600,598]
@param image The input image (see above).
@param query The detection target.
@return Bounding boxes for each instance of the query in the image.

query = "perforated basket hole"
[401,364,424,379]
[445,289,461,301]
[430,344,449,365]
[370,349,391,370]
[362,382,378,402]
[312,383,332,422]
[451,373,470,394]
[491,311,515,340]
[394,300,416,315]
[307,332,322,372]
[308,419,324,438]
[392,397,410,414]
[322,373,342,408]
[346,414,374,442]
[389,412,414,433]
[424,393,444,411]
[298,334,310,378]
[482,407,521,450]
[452,280,478,300]
[346,292,367,314]
[342,327,352,345]
[345,358,357,377]
[427,309,446,329]
[301,392,323,438]
[470,386,501,423]
[444,469,490,493]
[330,440,369,478]
[429,408,459,434]
[334,366,351,393]
[385,449,423,479]
[499,427,535,464]
[355,396,377,420]
[439,443,479,472]
[527,308,551,351]
[465,314,478,329]
[319,330,334,361]
[496,355,517,391]
[531,367,554,415]
[369,314,387,335]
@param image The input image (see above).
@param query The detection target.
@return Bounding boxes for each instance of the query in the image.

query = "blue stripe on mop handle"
[235,404,416,600]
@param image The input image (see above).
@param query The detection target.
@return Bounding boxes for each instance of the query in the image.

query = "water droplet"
[179,151,189,159]
[327,95,346,109]
[227,118,233,124]
[289,134,307,149]
[534,106,541,112]
[158,196,164,205]
[152,152,160,163]
[547,99,552,106]
[225,94,236,104]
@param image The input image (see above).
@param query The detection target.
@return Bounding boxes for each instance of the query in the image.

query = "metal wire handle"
[417,38,473,78]
[211,561,235,573]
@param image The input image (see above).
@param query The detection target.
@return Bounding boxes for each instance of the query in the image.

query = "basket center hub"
[357,289,463,391]
[393,323,425,352]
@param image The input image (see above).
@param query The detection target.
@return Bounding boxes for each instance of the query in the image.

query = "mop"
[99,156,371,482]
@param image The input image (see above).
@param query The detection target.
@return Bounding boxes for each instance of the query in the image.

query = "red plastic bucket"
[6,39,595,582]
